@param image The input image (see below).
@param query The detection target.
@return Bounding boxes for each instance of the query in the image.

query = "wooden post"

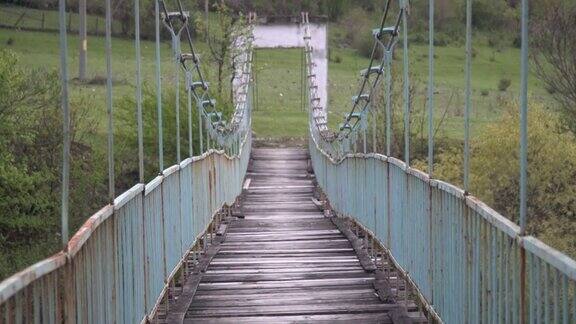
[78,0,87,81]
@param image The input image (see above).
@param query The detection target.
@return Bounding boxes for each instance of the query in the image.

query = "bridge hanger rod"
[58,0,70,246]
[105,0,115,201]
[135,0,144,182]
[155,0,164,172]
[428,0,434,177]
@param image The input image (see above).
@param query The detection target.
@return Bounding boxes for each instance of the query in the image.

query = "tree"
[531,4,576,132]
[200,1,246,98]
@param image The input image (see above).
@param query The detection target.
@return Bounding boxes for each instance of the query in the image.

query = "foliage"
[0,49,101,279]
[429,102,576,256]
[339,7,375,58]
[531,3,576,133]
[464,0,517,31]
[498,78,511,91]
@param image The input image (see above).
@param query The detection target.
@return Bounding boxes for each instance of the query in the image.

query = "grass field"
[0,22,552,142]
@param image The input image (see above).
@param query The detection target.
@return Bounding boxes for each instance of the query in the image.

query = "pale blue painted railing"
[310,135,576,323]
[0,133,251,323]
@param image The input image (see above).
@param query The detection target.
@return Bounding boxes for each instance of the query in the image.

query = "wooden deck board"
[164,148,427,324]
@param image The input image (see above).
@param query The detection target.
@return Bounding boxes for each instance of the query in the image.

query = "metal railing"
[0,0,254,322]
[0,138,251,323]
[305,0,576,322]
[310,139,576,323]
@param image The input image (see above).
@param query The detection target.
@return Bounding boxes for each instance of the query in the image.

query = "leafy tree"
[531,4,576,133]
[0,50,101,279]
[427,102,576,257]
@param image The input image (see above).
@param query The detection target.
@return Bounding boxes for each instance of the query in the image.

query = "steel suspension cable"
[304,4,402,159]
[159,0,253,153]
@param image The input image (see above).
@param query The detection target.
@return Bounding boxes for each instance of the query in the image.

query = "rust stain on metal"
[519,246,526,323]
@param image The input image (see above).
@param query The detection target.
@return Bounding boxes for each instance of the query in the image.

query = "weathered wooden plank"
[186,303,399,317]
[197,277,375,291]
[164,148,427,324]
[183,313,392,324]
[192,288,376,300]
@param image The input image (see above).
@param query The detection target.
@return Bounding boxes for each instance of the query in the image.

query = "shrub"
[481,89,489,96]
[498,78,511,91]
[433,32,452,47]
[6,37,14,46]
[431,103,576,257]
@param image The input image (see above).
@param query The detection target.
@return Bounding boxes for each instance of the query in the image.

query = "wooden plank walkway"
[165,148,427,323]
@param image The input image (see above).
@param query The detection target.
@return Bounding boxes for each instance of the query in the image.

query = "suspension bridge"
[1,0,576,323]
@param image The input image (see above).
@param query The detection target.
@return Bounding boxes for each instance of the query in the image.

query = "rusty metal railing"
[306,0,576,321]
[0,0,254,321]
[310,135,576,323]
[0,133,252,322]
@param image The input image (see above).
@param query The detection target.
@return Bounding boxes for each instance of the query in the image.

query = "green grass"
[1,24,553,142]
[252,48,309,138]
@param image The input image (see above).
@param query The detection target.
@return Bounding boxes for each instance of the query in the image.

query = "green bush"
[498,78,511,91]
[0,50,103,279]
[431,103,576,257]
